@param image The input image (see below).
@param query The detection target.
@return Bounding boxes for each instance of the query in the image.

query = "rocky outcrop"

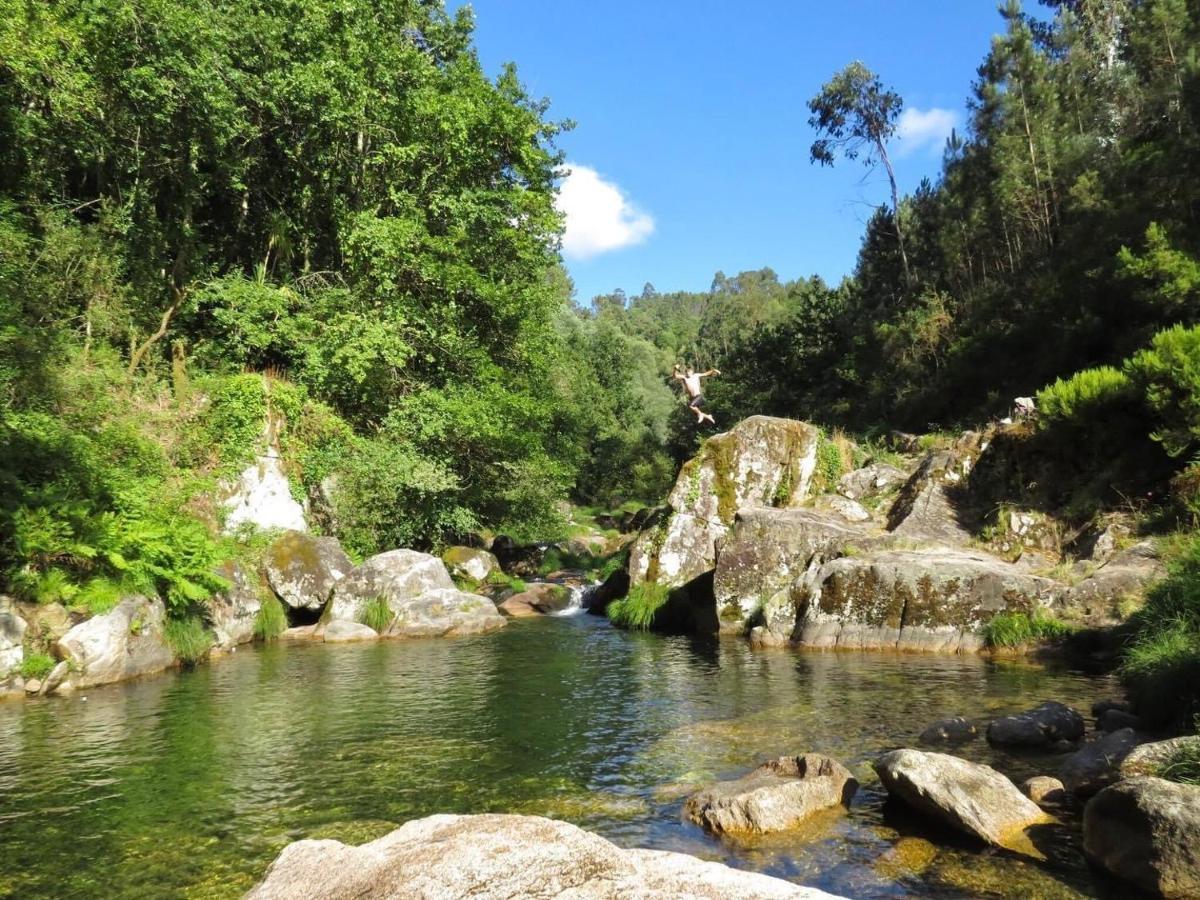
[1084,777,1200,899]
[986,701,1085,748]
[1119,736,1200,778]
[264,531,353,611]
[713,507,880,636]
[886,448,977,545]
[207,561,262,650]
[322,621,379,643]
[222,409,307,535]
[793,548,1060,653]
[684,754,857,835]
[1058,727,1141,795]
[629,417,820,588]
[1061,541,1166,625]
[329,550,505,638]
[442,546,500,583]
[56,597,175,689]
[246,813,841,899]
[1,597,27,692]
[837,463,908,502]
[873,749,1051,854]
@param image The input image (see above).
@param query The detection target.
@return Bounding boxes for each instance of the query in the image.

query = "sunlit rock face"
[56,597,176,689]
[245,813,844,899]
[222,414,307,535]
[263,531,353,611]
[629,417,821,589]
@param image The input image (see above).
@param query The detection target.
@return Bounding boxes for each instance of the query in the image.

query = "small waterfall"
[548,583,590,617]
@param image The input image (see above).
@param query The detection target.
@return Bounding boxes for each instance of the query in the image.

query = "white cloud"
[895,107,958,158]
[556,164,654,260]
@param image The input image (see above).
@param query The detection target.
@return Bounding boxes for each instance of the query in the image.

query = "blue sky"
[452,1,1012,304]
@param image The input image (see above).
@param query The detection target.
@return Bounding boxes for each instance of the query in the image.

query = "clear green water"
[0,615,1129,899]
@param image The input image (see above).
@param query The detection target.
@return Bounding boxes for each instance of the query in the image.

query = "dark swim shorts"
[689,393,704,408]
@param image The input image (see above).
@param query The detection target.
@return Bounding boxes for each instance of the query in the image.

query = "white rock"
[56,597,176,689]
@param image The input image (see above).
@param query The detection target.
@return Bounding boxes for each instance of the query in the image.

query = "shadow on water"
[0,615,1126,899]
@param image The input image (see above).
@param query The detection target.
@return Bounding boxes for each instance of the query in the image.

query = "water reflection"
[0,616,1119,899]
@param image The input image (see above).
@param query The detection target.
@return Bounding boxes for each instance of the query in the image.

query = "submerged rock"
[1097,708,1140,732]
[684,754,858,835]
[1084,777,1200,899]
[918,716,978,744]
[1059,728,1141,796]
[873,749,1051,854]
[986,701,1085,748]
[245,813,841,899]
[441,546,500,583]
[56,597,175,689]
[264,531,353,611]
[629,417,821,588]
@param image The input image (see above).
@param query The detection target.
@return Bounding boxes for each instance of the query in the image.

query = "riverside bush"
[1035,366,1134,425]
[19,652,55,680]
[608,582,670,630]
[359,596,394,634]
[1121,536,1200,728]
[164,616,214,664]
[1126,324,1200,457]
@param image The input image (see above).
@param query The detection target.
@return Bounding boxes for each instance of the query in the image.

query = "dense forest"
[2,0,1200,651]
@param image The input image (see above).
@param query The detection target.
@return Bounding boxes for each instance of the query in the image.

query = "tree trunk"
[878,142,912,288]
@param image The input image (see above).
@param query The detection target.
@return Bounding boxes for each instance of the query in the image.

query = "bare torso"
[682,373,702,397]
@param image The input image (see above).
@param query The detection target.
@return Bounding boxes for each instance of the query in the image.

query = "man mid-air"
[672,363,720,426]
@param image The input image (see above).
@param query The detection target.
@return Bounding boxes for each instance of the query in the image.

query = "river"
[0,614,1126,899]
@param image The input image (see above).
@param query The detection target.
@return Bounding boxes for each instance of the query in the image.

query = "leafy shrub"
[1121,536,1200,728]
[201,374,268,472]
[813,435,847,493]
[608,582,670,630]
[1170,463,1200,527]
[1125,324,1200,457]
[20,651,55,680]
[981,610,1074,648]
[253,593,287,640]
[1035,365,1134,424]
[359,596,394,634]
[164,615,214,664]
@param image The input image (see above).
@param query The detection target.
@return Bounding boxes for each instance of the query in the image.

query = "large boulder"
[497,583,570,617]
[629,417,821,588]
[264,531,353,611]
[873,749,1051,854]
[986,701,1085,748]
[1084,777,1200,899]
[885,450,976,545]
[329,550,505,638]
[206,560,263,650]
[0,597,27,690]
[246,813,840,900]
[1058,727,1141,796]
[1120,736,1200,778]
[56,597,176,689]
[793,548,1061,653]
[441,546,500,584]
[684,754,858,835]
[712,507,879,637]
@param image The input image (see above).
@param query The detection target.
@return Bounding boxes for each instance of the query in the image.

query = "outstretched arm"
[671,364,686,381]
[699,368,721,378]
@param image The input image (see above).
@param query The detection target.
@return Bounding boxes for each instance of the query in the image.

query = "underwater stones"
[793,548,1058,653]
[873,749,1051,854]
[986,701,1085,748]
[56,596,175,689]
[441,546,499,583]
[246,813,840,900]
[713,507,877,637]
[629,416,821,588]
[684,754,858,835]
[1058,728,1141,796]
[1084,777,1200,899]
[322,621,378,643]
[206,560,263,650]
[1097,708,1140,732]
[918,716,978,745]
[264,531,353,611]
[1020,776,1067,806]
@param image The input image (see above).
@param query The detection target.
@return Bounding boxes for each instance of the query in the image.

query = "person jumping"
[673,363,720,426]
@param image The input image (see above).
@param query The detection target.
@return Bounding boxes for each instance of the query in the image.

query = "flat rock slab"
[685,754,858,835]
[987,701,1085,748]
[1084,777,1200,899]
[873,749,1052,855]
[323,621,379,643]
[245,813,844,899]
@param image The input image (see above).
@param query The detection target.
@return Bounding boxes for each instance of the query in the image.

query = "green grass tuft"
[20,651,55,680]
[608,582,670,630]
[981,610,1075,648]
[359,596,394,634]
[164,615,214,664]
[253,593,287,641]
[1157,737,1200,785]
